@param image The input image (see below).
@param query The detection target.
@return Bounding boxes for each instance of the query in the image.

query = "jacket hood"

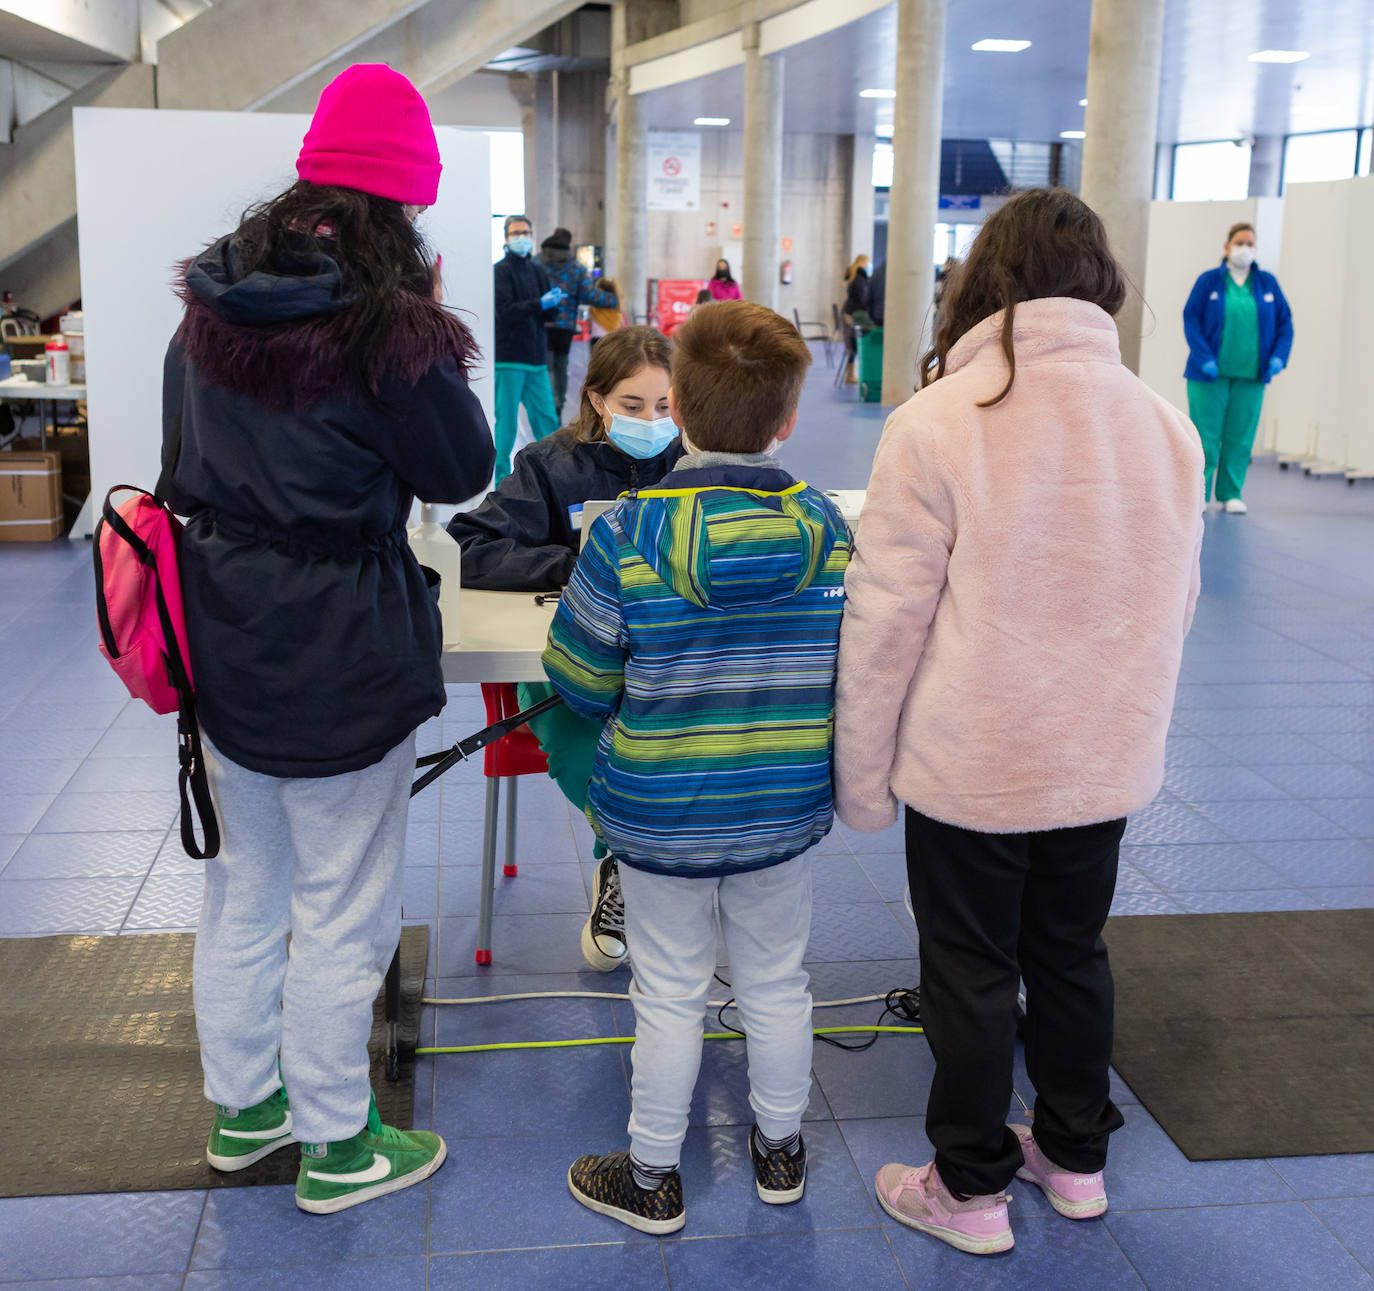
[541,245,574,266]
[620,466,841,610]
[185,234,348,326]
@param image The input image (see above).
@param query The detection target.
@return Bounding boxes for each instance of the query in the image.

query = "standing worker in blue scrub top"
[494,214,566,484]
[1183,222,1294,514]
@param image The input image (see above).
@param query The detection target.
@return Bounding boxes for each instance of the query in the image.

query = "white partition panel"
[1264,181,1349,463]
[74,108,494,530]
[1335,178,1374,474]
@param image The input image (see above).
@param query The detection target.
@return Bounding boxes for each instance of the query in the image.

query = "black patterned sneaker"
[749,1125,807,1204]
[567,1150,685,1234]
[581,857,628,972]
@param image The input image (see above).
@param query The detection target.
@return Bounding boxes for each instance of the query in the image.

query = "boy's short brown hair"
[671,300,812,452]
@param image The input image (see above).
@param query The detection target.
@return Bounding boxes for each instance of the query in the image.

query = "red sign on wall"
[781,236,793,252]
[731,221,743,238]
[706,220,717,237]
[656,280,707,336]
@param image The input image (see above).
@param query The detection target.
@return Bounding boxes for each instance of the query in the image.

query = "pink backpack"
[93,485,219,858]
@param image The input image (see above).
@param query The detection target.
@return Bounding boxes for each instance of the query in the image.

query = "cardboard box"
[0,450,63,540]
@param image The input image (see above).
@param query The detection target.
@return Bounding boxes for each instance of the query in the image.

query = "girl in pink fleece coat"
[834,189,1203,1256]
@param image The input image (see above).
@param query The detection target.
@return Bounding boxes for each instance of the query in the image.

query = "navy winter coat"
[448,433,685,590]
[494,249,558,365]
[162,235,495,778]
[1183,262,1294,384]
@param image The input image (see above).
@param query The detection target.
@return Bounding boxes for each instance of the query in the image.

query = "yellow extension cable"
[416,1025,923,1056]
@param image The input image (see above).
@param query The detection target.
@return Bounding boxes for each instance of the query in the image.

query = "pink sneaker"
[1010,1123,1108,1218]
[874,1161,1013,1255]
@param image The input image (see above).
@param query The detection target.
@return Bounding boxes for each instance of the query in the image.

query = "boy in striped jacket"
[542,300,852,1234]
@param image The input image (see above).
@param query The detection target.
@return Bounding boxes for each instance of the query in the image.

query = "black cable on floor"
[712,973,921,1052]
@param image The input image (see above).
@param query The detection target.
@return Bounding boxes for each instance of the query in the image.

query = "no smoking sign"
[662,156,682,176]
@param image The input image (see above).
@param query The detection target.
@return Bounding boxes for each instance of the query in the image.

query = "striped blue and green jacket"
[542,463,852,878]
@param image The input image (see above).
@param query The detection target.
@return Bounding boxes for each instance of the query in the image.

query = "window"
[1170,140,1252,201]
[486,130,526,262]
[1361,129,1372,176]
[873,142,894,189]
[1283,130,1360,187]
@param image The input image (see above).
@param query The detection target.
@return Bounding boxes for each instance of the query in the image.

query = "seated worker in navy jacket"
[447,326,683,973]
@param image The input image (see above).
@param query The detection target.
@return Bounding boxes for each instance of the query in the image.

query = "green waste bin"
[856,326,884,402]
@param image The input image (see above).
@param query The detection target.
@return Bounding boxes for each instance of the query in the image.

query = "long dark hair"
[232,181,471,395]
[919,188,1127,408]
[557,326,672,445]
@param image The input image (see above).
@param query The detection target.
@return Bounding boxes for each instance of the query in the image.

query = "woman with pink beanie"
[834,189,1203,1255]
[163,64,493,1213]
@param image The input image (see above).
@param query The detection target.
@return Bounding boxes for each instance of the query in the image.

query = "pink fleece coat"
[834,297,1204,835]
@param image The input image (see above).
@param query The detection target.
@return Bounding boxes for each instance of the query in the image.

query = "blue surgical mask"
[507,235,533,257]
[607,414,678,460]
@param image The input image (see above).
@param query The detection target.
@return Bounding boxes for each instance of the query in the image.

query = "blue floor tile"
[1310,1196,1374,1276]
[0,758,82,795]
[124,873,206,929]
[1247,839,1374,887]
[184,1261,428,1291]
[431,1044,630,1142]
[888,1213,1146,1289]
[812,1028,934,1120]
[1259,763,1374,799]
[63,757,181,794]
[3,1278,185,1291]
[1313,798,1374,838]
[0,792,58,834]
[1163,763,1288,801]
[1306,885,1374,908]
[1123,798,1231,845]
[439,862,590,916]
[1269,1153,1374,1200]
[190,1184,427,1269]
[426,1130,657,1253]
[1099,1107,1297,1211]
[430,1245,669,1290]
[34,789,179,833]
[1176,887,1323,913]
[1192,798,1353,843]
[853,851,909,901]
[661,1228,906,1290]
[1120,841,1285,891]
[1,829,162,878]
[0,874,143,934]
[435,912,593,976]
[810,853,886,903]
[1105,1201,1372,1291]
[805,901,918,962]
[0,832,19,873]
[1201,732,1348,765]
[0,1191,205,1281]
[430,972,622,1046]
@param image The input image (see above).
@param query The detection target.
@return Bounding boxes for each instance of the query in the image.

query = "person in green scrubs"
[1182,222,1294,513]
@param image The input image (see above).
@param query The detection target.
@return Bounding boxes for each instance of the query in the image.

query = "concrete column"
[1248,135,1283,197]
[741,22,783,310]
[847,132,877,262]
[524,71,560,239]
[611,3,647,322]
[881,0,946,406]
[1080,0,1167,374]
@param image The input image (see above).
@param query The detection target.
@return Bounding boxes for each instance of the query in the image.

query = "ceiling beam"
[0,0,140,63]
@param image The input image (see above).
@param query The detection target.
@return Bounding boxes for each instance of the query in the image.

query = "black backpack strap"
[176,696,220,860]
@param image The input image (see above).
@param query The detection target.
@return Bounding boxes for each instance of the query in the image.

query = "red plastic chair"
[474,682,550,965]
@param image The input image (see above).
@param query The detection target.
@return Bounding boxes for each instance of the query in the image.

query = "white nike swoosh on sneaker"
[219,1120,292,1141]
[306,1152,391,1185]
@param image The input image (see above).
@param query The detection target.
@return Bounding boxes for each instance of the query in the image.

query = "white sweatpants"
[193,733,415,1144]
[619,856,814,1168]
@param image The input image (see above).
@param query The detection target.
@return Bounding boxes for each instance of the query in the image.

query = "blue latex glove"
[1268,355,1285,377]
[540,287,566,309]
[1201,359,1219,379]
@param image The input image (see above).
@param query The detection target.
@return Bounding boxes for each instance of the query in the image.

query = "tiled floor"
[1,353,1372,1288]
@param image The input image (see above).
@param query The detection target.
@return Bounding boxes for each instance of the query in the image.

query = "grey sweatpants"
[193,732,415,1144]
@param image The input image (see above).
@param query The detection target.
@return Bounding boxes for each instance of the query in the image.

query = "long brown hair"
[558,326,673,445]
[919,188,1127,408]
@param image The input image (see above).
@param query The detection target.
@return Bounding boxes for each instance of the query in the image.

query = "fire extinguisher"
[779,259,793,286]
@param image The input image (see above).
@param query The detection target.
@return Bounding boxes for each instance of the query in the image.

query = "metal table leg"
[384,945,402,1080]
[475,776,500,965]
[503,777,519,877]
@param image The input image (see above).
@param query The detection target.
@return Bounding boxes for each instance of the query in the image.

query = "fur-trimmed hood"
[175,234,478,411]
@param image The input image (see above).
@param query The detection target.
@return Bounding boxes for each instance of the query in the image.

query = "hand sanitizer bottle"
[408,503,461,647]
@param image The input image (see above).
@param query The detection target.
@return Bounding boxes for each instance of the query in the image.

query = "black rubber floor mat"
[1106,909,1374,1160]
[0,924,428,1196]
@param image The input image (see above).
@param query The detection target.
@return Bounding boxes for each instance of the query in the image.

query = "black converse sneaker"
[567,1150,685,1234]
[581,857,628,972]
[749,1125,807,1204]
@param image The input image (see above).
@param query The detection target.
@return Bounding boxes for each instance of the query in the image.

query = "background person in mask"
[1183,222,1294,513]
[447,327,684,974]
[538,226,618,421]
[493,214,566,483]
[707,258,742,301]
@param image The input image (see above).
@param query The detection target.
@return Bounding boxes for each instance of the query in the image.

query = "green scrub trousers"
[1186,377,1266,504]
[494,363,560,485]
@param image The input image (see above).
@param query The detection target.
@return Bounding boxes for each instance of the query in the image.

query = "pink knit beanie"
[296,64,441,205]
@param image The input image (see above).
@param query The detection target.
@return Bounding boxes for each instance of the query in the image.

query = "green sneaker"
[295,1093,446,1214]
[206,1086,294,1172]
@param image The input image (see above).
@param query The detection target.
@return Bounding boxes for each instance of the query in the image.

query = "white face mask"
[1228,245,1256,270]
